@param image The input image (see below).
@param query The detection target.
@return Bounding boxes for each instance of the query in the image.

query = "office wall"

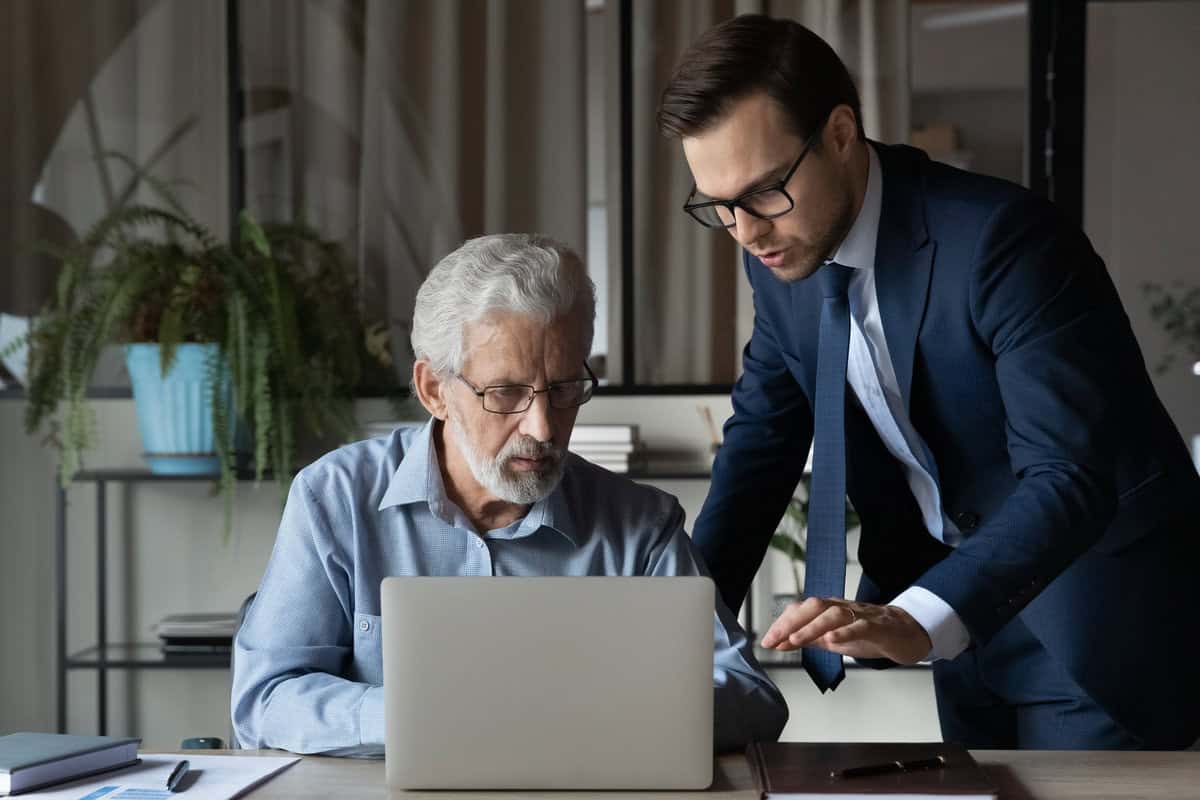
[1085,1,1200,446]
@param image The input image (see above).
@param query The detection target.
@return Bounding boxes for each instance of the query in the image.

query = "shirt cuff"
[889,586,970,662]
[359,685,386,746]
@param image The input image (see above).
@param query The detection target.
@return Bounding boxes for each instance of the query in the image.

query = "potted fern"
[16,188,397,534]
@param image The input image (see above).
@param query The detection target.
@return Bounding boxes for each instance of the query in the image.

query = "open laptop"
[381,576,715,790]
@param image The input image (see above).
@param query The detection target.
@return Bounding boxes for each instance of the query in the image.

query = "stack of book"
[153,612,239,656]
[569,424,641,473]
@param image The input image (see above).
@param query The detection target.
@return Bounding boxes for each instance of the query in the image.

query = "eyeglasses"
[456,362,599,414]
[682,115,828,229]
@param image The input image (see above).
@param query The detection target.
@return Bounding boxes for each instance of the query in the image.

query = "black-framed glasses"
[682,116,828,229]
[456,362,599,414]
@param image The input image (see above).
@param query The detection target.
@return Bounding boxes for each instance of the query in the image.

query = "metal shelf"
[66,643,230,670]
[71,465,711,482]
[73,467,274,482]
[57,469,252,736]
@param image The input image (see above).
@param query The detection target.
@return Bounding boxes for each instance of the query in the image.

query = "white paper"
[27,754,299,800]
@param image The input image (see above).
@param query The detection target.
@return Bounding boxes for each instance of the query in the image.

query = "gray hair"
[411,233,596,376]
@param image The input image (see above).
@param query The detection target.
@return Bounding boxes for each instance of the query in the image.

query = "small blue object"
[125,343,231,475]
[78,788,120,800]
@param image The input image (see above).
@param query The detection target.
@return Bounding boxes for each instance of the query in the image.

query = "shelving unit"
[56,469,236,736]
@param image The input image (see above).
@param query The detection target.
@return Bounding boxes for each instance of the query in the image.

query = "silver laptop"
[381,576,715,790]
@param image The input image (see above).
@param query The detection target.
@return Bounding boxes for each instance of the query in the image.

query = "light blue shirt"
[231,419,788,757]
[830,143,970,661]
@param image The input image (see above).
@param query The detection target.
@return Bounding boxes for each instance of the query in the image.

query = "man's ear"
[413,360,449,420]
[826,103,860,160]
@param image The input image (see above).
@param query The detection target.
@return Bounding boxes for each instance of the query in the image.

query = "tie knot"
[818,262,854,299]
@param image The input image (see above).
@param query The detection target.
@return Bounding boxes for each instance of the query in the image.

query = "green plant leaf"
[22,157,404,535]
[769,533,806,562]
[240,210,271,257]
[158,306,184,375]
[251,327,273,482]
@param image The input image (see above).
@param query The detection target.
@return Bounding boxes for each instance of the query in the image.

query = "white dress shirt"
[824,143,971,662]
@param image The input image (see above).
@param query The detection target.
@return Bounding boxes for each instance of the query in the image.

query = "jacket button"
[954,511,980,531]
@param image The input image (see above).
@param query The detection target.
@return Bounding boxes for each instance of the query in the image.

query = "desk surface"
[166,749,1199,799]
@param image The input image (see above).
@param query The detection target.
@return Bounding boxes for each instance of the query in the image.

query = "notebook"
[746,741,998,799]
[0,733,140,795]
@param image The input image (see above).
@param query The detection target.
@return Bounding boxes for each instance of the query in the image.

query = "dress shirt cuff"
[359,685,385,746]
[889,586,970,662]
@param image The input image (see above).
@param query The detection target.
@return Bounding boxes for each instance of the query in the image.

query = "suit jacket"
[693,142,1200,747]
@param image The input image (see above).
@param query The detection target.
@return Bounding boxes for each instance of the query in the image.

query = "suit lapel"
[873,144,935,412]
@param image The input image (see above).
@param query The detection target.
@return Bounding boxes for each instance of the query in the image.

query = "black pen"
[830,754,948,779]
[166,759,190,792]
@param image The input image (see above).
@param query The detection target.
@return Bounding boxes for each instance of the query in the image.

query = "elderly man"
[230,233,788,756]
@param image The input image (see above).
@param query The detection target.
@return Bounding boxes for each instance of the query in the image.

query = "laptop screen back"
[381,576,714,790]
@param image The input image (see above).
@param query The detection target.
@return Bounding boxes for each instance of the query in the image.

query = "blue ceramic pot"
[125,343,230,475]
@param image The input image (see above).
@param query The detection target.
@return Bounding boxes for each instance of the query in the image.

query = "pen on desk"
[830,754,948,780]
[166,759,190,792]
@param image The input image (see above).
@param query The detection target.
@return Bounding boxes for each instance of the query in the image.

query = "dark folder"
[746,741,998,798]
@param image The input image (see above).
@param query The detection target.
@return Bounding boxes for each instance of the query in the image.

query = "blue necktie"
[802,262,854,693]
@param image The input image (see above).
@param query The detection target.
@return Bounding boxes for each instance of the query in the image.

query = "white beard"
[448,414,566,505]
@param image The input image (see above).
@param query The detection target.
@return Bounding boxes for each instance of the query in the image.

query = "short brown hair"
[657,14,864,144]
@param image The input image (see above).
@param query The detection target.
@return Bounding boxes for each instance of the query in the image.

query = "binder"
[745,741,997,798]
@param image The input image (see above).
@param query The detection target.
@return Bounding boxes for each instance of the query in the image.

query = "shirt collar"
[828,142,883,272]
[377,418,442,510]
[377,418,578,546]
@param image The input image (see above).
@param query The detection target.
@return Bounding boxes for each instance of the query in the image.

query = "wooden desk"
[177,749,1199,799]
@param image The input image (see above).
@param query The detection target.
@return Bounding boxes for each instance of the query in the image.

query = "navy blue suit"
[693,142,1200,748]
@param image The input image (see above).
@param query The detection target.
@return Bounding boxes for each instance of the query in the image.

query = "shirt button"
[359,619,371,632]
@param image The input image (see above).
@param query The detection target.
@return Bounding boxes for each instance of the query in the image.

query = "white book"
[569,424,639,444]
[570,442,637,454]
[578,454,632,471]
[583,456,630,466]
[153,612,239,639]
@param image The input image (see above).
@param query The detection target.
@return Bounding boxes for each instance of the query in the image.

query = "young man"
[230,233,787,755]
[659,14,1200,749]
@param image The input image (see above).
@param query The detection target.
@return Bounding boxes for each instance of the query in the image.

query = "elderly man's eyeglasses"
[457,363,599,414]
[682,119,826,229]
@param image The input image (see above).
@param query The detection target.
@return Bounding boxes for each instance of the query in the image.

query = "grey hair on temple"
[411,233,596,376]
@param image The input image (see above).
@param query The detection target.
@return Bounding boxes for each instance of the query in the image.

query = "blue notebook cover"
[0,733,140,795]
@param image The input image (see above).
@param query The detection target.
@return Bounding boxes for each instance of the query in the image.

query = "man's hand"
[760,597,932,666]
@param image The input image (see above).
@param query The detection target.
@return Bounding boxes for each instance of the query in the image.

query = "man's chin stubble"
[767,255,824,283]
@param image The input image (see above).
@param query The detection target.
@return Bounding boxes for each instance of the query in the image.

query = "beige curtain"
[1,0,228,317]
[634,0,910,385]
[770,0,911,142]
[628,0,739,386]
[239,0,588,382]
